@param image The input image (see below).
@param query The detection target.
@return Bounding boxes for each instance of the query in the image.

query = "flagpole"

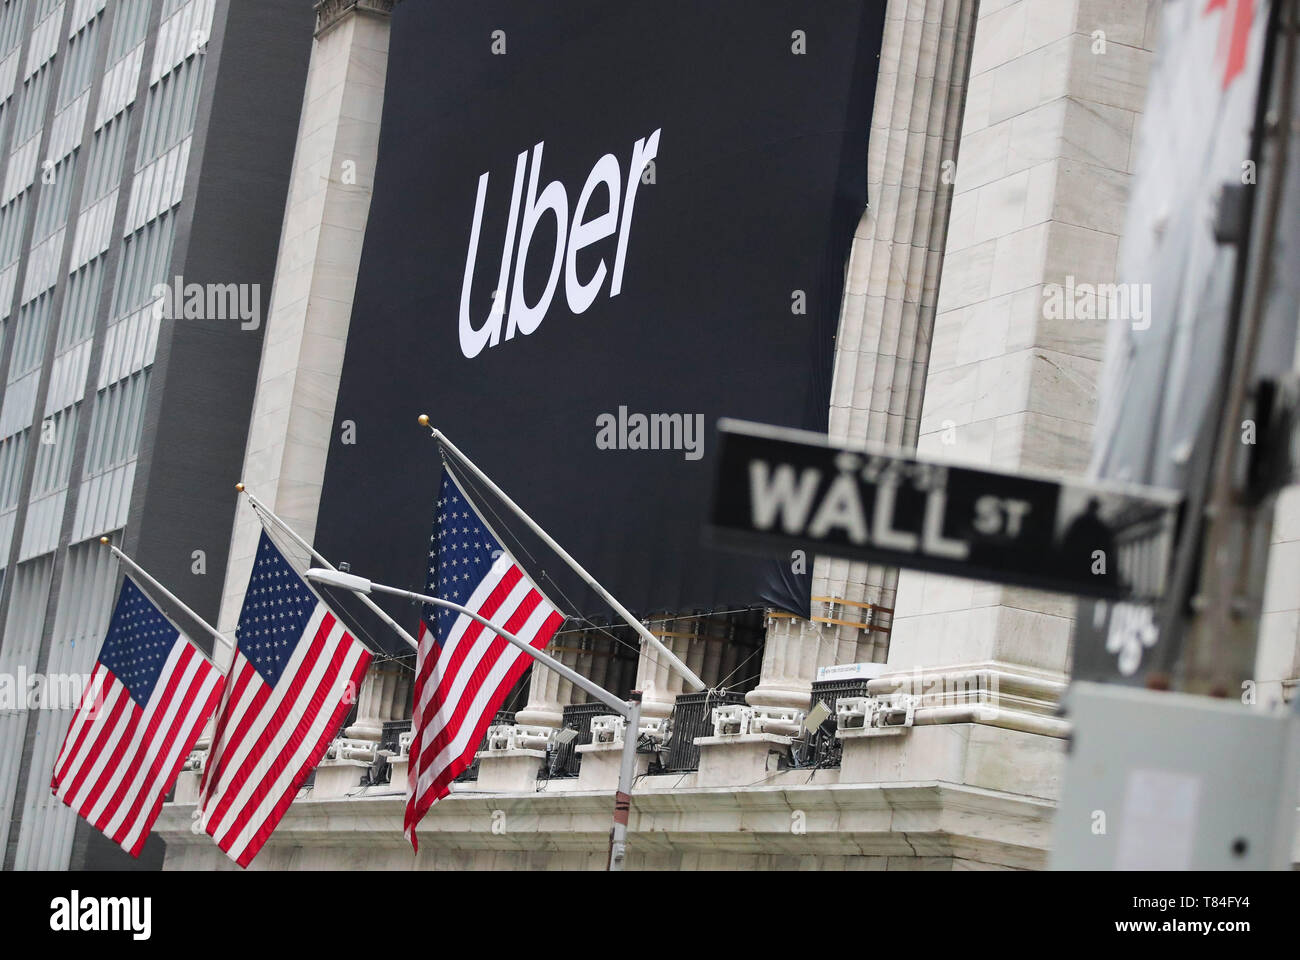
[100,537,234,655]
[306,569,628,715]
[418,416,707,693]
[237,484,420,654]
[305,567,640,871]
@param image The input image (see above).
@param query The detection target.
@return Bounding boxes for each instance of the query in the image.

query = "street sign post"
[708,420,1184,603]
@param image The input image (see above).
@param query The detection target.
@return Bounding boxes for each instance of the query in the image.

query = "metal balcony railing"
[662,690,747,772]
[802,677,874,768]
[547,702,611,778]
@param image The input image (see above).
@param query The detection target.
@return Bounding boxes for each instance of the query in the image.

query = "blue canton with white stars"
[99,577,181,708]
[424,468,505,648]
[236,531,321,687]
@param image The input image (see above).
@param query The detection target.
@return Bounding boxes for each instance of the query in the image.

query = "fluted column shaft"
[748,0,977,713]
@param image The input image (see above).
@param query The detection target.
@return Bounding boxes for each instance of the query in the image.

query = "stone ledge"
[156,779,1058,870]
[839,726,908,740]
[315,0,398,37]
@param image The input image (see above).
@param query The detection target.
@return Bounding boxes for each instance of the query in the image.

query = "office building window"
[30,404,78,497]
[57,14,101,110]
[0,428,29,511]
[82,368,150,476]
[136,55,205,169]
[110,212,175,320]
[57,256,103,350]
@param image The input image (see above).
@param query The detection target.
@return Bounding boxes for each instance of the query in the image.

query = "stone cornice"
[314,0,398,38]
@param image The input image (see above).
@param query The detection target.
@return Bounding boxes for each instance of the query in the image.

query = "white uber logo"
[459,128,661,358]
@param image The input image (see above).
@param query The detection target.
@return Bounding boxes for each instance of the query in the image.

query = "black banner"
[315,1,886,636]
[1,869,1284,942]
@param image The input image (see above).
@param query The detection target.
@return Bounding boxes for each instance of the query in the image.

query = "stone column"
[214,0,398,646]
[515,623,640,726]
[698,615,726,689]
[345,659,405,741]
[633,614,691,720]
[747,615,834,710]
[883,0,1159,726]
[514,646,578,728]
[744,0,977,717]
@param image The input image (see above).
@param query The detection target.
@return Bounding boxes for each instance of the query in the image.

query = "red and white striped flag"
[405,467,565,849]
[197,530,371,867]
[51,576,224,857]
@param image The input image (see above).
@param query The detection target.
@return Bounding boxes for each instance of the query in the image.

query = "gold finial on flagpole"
[417,414,430,427]
[99,536,109,545]
[235,482,245,493]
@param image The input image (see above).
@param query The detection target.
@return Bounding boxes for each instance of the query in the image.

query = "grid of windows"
[0,0,304,874]
[82,368,150,476]
[0,429,28,510]
[32,153,75,241]
[58,15,102,110]
[0,553,53,858]
[56,256,101,349]
[0,193,27,266]
[30,404,77,496]
[108,0,150,64]
[111,211,175,319]
[10,538,116,869]
[7,291,51,379]
[136,54,204,169]
[11,64,52,147]
[81,111,129,203]
[0,1,27,58]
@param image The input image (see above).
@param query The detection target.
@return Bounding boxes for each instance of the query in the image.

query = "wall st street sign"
[708,420,1184,603]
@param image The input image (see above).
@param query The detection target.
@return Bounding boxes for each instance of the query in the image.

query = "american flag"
[197,530,372,867]
[404,467,565,849]
[50,576,224,858]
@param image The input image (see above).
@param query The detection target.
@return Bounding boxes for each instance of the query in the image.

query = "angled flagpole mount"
[99,536,234,654]
[235,483,420,653]
[417,415,706,693]
[306,569,628,717]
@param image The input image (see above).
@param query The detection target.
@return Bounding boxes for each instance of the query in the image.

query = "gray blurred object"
[1092,0,1279,493]
[1051,682,1300,869]
[1079,0,1297,690]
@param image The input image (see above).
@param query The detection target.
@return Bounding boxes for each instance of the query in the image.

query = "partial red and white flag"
[197,530,371,867]
[405,467,565,850]
[51,576,224,857]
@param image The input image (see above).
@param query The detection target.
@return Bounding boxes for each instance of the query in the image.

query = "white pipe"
[309,571,630,718]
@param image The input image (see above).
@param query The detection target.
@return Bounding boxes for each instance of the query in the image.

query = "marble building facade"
[154,0,1300,870]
